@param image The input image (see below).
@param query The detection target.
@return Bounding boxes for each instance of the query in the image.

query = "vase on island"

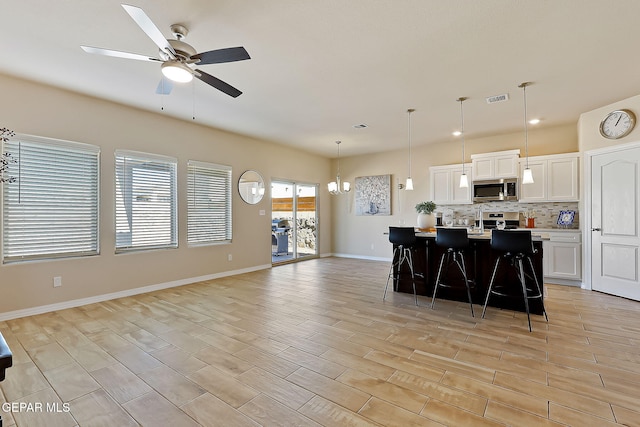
[415,201,437,230]
[417,212,435,229]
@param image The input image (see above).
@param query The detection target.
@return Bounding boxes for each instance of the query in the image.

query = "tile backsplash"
[435,201,579,229]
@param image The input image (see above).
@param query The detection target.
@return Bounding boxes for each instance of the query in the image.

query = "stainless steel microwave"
[473,179,518,202]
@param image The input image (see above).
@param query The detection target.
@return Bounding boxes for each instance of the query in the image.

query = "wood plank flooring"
[1,257,640,426]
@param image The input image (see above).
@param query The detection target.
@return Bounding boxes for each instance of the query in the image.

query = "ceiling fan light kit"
[161,61,193,83]
[81,4,250,97]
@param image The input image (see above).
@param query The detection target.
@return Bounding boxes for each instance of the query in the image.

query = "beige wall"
[331,124,578,258]
[579,93,640,152]
[0,74,332,316]
[577,93,640,290]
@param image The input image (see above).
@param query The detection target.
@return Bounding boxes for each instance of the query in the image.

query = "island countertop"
[415,229,550,241]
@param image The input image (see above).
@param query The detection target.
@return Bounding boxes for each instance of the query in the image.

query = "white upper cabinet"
[430,167,451,204]
[471,149,520,180]
[519,153,579,202]
[518,159,547,202]
[548,156,579,201]
[430,164,473,205]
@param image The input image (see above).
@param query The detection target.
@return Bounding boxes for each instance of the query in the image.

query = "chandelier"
[328,141,350,195]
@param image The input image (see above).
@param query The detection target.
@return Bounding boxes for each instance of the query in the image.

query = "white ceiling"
[2,0,640,158]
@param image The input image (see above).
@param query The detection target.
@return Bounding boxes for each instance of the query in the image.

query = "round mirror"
[238,170,265,204]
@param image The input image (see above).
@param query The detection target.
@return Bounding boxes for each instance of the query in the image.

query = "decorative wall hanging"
[355,174,391,216]
[1,127,17,183]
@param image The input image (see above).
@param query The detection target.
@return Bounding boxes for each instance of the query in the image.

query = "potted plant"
[415,201,436,229]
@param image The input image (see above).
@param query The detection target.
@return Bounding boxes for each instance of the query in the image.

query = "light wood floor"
[1,257,640,426]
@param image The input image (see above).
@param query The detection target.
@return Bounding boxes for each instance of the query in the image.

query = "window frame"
[114,150,178,253]
[2,134,100,263]
[187,160,233,246]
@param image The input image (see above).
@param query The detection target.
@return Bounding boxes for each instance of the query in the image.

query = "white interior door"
[591,146,640,300]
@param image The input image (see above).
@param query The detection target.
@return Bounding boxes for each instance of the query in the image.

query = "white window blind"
[115,150,177,252]
[2,135,100,263]
[187,160,232,245]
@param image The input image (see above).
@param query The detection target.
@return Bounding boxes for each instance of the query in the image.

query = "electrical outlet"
[228,253,233,261]
[53,276,62,287]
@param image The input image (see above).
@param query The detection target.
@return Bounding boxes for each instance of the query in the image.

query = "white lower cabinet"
[543,231,582,285]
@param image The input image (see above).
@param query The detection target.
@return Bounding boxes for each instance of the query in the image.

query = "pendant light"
[328,141,351,195]
[519,82,534,184]
[457,97,469,188]
[405,108,415,190]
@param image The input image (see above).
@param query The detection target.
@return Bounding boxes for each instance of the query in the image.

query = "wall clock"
[599,109,636,139]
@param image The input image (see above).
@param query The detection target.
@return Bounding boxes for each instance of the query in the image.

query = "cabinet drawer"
[547,232,581,243]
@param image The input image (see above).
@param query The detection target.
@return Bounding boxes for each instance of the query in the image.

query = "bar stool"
[431,227,475,316]
[482,229,548,332]
[385,227,419,306]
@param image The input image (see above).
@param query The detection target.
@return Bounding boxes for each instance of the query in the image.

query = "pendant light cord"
[457,97,468,175]
[460,99,465,174]
[521,82,530,169]
[407,109,414,179]
[337,141,341,178]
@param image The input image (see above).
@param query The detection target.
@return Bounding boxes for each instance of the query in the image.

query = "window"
[187,160,232,245]
[115,150,177,252]
[2,135,100,263]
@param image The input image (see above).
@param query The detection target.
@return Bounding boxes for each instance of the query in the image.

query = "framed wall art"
[355,174,391,216]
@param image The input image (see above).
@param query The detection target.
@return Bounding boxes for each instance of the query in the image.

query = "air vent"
[486,93,509,104]
[353,124,368,129]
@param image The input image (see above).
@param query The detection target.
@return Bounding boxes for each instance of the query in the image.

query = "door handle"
[592,228,602,231]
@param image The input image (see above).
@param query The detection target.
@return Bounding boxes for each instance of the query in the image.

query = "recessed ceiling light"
[353,124,368,129]
[529,118,540,125]
[452,130,462,136]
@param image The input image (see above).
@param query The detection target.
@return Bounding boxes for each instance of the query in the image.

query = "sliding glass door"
[271,180,318,264]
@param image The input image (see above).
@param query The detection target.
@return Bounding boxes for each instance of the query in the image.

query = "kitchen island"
[391,229,547,314]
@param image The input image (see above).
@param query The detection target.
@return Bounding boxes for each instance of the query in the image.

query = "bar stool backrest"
[491,230,535,255]
[436,227,469,250]
[388,227,417,247]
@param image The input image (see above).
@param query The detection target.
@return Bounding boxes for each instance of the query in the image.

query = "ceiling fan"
[81,4,250,98]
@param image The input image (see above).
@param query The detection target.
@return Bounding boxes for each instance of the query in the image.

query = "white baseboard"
[332,253,391,262]
[0,264,272,322]
[544,277,583,287]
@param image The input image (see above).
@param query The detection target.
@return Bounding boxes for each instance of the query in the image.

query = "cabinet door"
[494,154,519,178]
[519,160,547,202]
[545,242,582,280]
[430,168,451,204]
[548,156,579,201]
[471,158,494,180]
[451,167,473,204]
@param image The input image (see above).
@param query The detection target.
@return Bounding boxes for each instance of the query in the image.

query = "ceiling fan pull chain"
[161,78,165,111]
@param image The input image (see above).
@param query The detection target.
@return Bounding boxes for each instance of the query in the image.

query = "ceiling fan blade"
[195,69,242,98]
[81,45,161,62]
[191,47,251,65]
[155,76,174,95]
[121,4,176,57]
